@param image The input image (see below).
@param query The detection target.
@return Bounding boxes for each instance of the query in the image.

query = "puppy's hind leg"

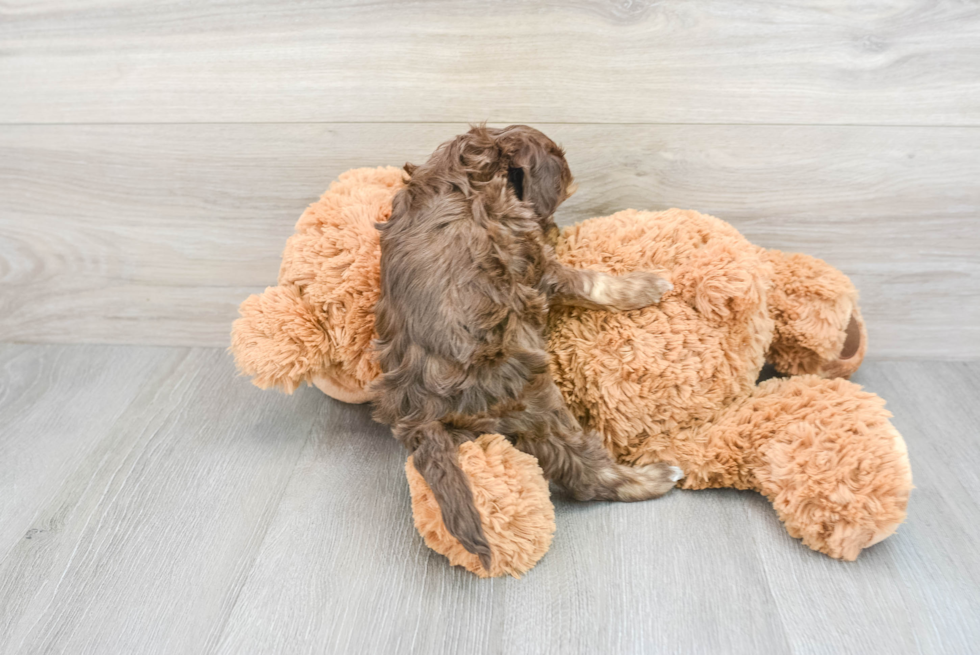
[504,377,683,502]
[517,424,683,502]
[398,421,492,571]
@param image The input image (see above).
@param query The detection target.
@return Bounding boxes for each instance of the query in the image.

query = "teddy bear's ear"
[230,284,329,393]
[763,250,867,378]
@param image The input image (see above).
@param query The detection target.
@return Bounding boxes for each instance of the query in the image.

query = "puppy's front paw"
[608,271,673,311]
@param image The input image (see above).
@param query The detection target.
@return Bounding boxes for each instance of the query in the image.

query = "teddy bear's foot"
[406,434,555,578]
[750,376,913,560]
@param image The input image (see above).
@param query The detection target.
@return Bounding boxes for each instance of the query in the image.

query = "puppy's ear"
[520,151,564,218]
[500,131,567,218]
[507,166,525,201]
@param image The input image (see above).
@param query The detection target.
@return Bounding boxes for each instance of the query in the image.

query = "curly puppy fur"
[371,126,681,570]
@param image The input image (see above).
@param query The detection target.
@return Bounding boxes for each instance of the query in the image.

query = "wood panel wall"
[1,1,978,357]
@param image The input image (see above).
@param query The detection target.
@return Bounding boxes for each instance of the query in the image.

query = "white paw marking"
[589,277,612,304]
[669,466,684,482]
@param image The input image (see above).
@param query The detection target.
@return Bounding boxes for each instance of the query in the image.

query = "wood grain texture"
[0,346,979,654]
[218,365,980,655]
[1,123,977,356]
[0,345,323,654]
[214,418,791,655]
[0,344,176,560]
[1,0,979,125]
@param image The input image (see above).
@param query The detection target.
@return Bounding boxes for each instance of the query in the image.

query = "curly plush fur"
[231,166,403,398]
[231,166,912,576]
[406,434,556,578]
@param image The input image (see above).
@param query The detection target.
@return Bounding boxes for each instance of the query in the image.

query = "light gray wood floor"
[1,343,978,655]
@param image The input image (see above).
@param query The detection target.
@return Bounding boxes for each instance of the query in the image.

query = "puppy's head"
[452,125,575,221]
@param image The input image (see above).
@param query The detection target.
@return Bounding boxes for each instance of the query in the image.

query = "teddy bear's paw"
[613,461,684,501]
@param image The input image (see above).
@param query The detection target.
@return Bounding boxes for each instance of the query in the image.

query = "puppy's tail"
[407,421,492,572]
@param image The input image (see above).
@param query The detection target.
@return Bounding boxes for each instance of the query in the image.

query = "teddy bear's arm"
[763,249,867,378]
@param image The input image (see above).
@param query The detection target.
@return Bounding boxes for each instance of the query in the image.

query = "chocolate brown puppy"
[372,126,682,570]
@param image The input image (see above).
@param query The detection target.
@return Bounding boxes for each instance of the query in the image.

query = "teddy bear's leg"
[501,374,683,502]
[709,375,913,560]
[406,434,556,578]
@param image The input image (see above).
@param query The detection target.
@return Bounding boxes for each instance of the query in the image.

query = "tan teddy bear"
[231,167,912,578]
